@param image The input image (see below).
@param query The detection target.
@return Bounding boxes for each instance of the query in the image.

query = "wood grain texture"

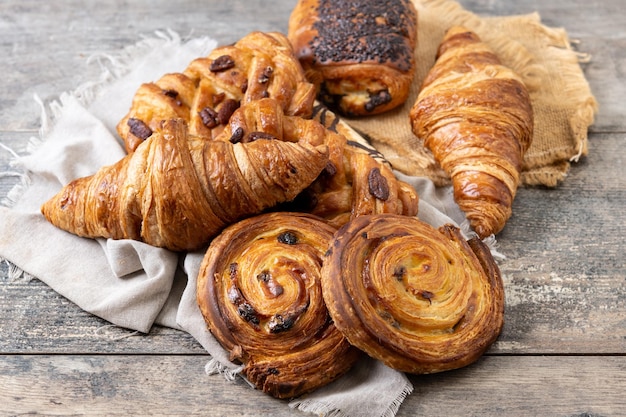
[1,0,625,416]
[1,355,624,416]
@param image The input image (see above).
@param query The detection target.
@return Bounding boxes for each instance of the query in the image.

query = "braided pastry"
[321,213,505,374]
[41,118,329,251]
[197,212,360,399]
[117,31,316,153]
[410,26,533,238]
[288,0,418,116]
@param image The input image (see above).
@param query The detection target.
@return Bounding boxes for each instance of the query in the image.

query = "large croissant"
[41,118,329,251]
[410,26,533,238]
[228,98,419,227]
[117,31,316,153]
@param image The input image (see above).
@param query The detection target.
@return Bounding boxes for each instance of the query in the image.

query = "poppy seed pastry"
[288,0,418,116]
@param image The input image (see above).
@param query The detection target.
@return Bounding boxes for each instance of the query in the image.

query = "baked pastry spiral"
[197,212,360,399]
[41,118,329,252]
[117,31,316,152]
[288,0,418,116]
[321,213,505,374]
[410,26,533,238]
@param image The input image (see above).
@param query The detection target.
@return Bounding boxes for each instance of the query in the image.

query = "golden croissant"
[117,31,316,153]
[321,213,505,374]
[217,97,419,228]
[410,26,533,238]
[197,211,360,399]
[41,118,329,252]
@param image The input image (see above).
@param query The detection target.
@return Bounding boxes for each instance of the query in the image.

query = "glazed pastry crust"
[321,214,505,374]
[41,115,329,252]
[117,31,316,153]
[197,212,360,399]
[288,0,418,116]
[410,26,533,238]
[230,99,419,227]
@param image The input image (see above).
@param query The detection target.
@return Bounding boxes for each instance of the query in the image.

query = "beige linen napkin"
[346,0,598,187]
[0,30,477,417]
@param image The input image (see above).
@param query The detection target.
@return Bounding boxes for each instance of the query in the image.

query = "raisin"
[277,231,298,245]
[268,314,296,333]
[237,302,260,325]
[393,266,406,281]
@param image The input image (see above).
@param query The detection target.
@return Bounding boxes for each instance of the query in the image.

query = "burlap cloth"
[347,0,598,187]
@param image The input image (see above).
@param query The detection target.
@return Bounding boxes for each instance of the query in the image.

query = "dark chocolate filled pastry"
[288,0,418,116]
[196,212,360,399]
[321,214,505,374]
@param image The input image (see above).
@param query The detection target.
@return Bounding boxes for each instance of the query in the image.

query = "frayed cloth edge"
[0,30,217,211]
[204,358,246,383]
[289,381,414,417]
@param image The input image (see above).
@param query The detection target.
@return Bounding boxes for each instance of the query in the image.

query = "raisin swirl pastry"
[321,214,505,374]
[117,31,316,153]
[196,212,360,399]
[288,0,418,116]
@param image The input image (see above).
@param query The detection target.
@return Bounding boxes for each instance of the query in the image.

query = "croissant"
[321,213,505,374]
[219,98,419,227]
[117,31,316,153]
[288,0,418,116]
[41,118,329,251]
[197,212,361,399]
[409,26,533,238]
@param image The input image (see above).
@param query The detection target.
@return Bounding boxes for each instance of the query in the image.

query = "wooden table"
[1,0,624,415]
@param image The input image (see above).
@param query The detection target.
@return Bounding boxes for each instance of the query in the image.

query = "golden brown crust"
[220,99,419,228]
[197,212,360,399]
[321,213,505,374]
[288,0,418,116]
[410,26,533,238]
[41,115,330,252]
[117,31,316,153]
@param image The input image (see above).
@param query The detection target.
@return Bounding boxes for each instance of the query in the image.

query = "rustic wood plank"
[1,355,624,416]
[491,131,626,354]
